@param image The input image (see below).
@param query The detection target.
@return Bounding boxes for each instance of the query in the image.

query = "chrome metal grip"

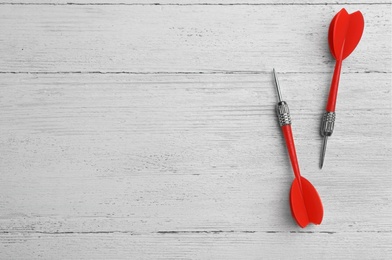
[276,101,291,126]
[321,112,336,137]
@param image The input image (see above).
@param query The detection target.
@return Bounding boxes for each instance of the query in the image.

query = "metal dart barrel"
[277,101,291,126]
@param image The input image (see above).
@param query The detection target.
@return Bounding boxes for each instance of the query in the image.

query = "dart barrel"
[276,101,291,126]
[321,112,336,137]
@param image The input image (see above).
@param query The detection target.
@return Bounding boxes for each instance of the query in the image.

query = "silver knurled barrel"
[321,112,336,137]
[276,101,291,126]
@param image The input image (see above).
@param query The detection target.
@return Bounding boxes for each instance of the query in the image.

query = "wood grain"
[0,1,391,259]
[1,73,391,258]
[0,4,390,73]
[2,1,391,4]
[1,232,391,259]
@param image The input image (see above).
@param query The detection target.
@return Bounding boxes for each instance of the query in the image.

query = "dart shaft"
[281,125,301,182]
[277,101,301,181]
[327,60,342,112]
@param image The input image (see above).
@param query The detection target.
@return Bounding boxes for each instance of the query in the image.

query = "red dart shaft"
[282,125,302,183]
[326,59,342,112]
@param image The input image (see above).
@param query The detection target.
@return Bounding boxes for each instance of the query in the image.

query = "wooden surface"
[0,1,391,259]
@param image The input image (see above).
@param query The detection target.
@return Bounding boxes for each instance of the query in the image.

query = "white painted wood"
[0,1,391,259]
[0,73,391,258]
[0,4,390,73]
[0,232,391,259]
[3,0,391,4]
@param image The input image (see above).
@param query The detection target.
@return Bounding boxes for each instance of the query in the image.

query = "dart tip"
[320,136,328,169]
[272,69,282,102]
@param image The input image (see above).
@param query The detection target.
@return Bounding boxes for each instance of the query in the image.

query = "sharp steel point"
[320,136,328,169]
[273,68,283,102]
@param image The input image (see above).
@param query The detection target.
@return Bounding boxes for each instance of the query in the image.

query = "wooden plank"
[1,1,390,5]
[0,73,390,237]
[0,2,391,259]
[0,232,391,259]
[0,4,390,73]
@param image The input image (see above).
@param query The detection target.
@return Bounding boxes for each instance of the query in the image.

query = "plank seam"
[1,230,391,235]
[0,2,390,6]
[0,71,389,75]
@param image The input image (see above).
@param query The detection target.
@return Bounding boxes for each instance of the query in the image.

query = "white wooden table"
[0,1,391,259]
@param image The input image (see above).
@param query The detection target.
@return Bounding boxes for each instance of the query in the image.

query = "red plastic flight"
[320,9,364,168]
[273,69,324,228]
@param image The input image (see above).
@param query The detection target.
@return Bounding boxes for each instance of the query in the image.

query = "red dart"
[320,8,365,168]
[273,69,324,228]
